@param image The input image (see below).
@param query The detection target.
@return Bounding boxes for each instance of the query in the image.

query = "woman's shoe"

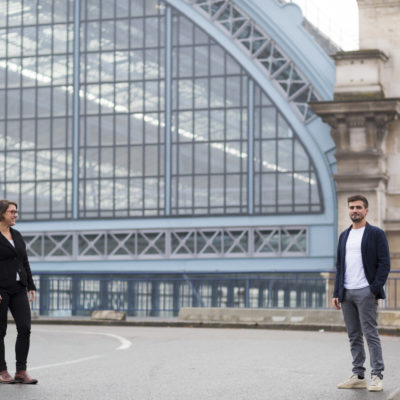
[14,370,38,384]
[0,370,15,384]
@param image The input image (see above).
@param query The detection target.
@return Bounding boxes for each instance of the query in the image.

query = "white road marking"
[26,355,102,372]
[34,328,132,350]
[8,328,133,373]
[76,331,132,350]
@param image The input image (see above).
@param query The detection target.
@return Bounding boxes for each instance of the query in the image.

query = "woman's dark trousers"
[0,283,32,371]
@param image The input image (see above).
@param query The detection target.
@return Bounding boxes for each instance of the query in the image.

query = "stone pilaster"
[311,99,400,234]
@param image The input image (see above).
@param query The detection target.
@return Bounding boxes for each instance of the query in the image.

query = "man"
[332,194,390,392]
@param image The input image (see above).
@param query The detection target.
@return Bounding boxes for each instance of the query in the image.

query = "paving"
[2,323,400,400]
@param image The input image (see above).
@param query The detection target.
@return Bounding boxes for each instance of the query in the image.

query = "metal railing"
[30,271,400,317]
[23,227,308,261]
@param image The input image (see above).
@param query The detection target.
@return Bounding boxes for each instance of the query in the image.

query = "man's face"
[348,200,368,223]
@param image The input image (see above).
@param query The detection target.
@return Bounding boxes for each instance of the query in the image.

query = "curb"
[29,319,348,332]
[12,317,399,335]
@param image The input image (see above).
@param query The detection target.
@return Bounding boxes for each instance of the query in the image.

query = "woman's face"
[3,204,18,227]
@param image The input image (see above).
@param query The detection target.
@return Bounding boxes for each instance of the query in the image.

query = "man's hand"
[28,291,35,302]
[332,297,341,310]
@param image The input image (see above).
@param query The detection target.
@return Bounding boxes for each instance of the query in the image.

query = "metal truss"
[185,0,320,122]
[23,226,307,261]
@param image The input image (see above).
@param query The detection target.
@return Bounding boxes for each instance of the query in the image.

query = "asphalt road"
[2,325,400,400]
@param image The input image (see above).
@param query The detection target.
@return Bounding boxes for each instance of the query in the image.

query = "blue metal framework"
[0,0,328,219]
[185,0,322,122]
[31,271,400,316]
[1,0,338,275]
[72,0,80,219]
[23,225,308,260]
[165,6,172,215]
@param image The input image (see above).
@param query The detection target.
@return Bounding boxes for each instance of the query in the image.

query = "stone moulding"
[310,99,400,152]
[333,49,389,62]
[333,174,388,192]
[310,98,400,115]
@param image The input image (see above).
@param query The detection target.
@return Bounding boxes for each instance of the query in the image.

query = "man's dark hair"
[0,199,18,220]
[347,194,368,209]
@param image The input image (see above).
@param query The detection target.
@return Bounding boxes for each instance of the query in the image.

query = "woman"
[0,200,37,384]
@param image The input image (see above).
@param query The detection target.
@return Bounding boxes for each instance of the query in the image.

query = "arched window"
[0,0,322,220]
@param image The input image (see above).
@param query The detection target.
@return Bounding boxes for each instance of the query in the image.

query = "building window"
[253,87,322,214]
[0,0,323,220]
[0,0,74,219]
[170,11,248,215]
[79,0,166,218]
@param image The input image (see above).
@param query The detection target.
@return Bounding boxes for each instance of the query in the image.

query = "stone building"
[311,0,400,270]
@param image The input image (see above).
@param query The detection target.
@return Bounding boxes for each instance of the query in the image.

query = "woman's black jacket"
[0,227,36,291]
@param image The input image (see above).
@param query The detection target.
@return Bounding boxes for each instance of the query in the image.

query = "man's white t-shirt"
[344,226,369,289]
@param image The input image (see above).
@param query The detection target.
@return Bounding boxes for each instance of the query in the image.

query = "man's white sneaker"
[337,374,367,389]
[368,375,383,392]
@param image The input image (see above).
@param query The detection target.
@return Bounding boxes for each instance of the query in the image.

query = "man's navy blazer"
[333,222,390,302]
[0,227,36,291]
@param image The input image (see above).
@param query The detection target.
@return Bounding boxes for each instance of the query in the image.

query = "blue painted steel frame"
[162,0,338,262]
[234,0,335,99]
[247,79,254,215]
[165,6,172,216]
[30,272,400,316]
[18,0,338,274]
[164,0,337,218]
[72,0,81,219]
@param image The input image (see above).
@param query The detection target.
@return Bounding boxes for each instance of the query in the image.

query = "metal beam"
[72,0,81,219]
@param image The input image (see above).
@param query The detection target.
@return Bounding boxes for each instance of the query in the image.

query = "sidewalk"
[17,307,399,336]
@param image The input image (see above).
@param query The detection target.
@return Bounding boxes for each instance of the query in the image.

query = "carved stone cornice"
[333,49,389,62]
[310,98,400,152]
[334,174,388,192]
[310,98,400,118]
[357,0,400,8]
[335,149,382,160]
[384,220,400,232]
[334,174,388,183]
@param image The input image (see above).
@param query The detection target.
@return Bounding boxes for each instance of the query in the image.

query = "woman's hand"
[28,291,35,302]
[0,294,2,303]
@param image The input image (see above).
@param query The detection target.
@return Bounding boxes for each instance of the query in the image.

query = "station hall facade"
[0,0,344,313]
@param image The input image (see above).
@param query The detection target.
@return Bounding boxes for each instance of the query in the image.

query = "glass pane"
[278,114,292,138]
[278,139,293,171]
[178,143,193,175]
[261,174,276,205]
[260,107,276,139]
[294,140,309,170]
[210,77,224,107]
[294,178,309,205]
[278,173,292,205]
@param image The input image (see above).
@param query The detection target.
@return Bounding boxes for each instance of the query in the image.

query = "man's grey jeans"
[341,286,384,377]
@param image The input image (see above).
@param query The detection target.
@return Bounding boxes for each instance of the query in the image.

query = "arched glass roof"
[0,0,322,220]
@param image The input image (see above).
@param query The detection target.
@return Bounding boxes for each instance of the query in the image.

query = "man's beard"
[350,214,363,222]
